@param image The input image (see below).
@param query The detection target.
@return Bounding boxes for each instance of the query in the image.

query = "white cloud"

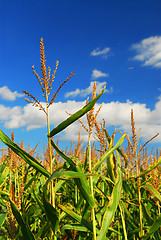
[92,70,109,79]
[0,86,24,101]
[90,47,110,58]
[65,81,110,98]
[131,36,161,68]
[65,89,81,98]
[0,95,161,143]
[128,66,134,70]
[54,98,161,143]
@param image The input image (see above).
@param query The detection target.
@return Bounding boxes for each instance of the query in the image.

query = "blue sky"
[0,0,161,153]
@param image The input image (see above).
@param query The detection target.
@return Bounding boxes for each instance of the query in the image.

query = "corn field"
[0,39,161,240]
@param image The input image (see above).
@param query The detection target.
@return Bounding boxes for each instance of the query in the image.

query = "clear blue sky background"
[0,0,161,153]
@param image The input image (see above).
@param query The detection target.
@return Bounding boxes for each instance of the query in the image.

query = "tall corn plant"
[0,38,107,239]
[23,38,75,207]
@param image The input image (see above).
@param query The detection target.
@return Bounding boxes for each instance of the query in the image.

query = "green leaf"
[57,204,93,233]
[139,156,161,178]
[61,224,90,234]
[32,190,45,212]
[0,157,8,174]
[142,214,161,239]
[24,175,37,191]
[0,167,9,186]
[44,170,91,183]
[42,190,59,234]
[9,199,35,240]
[42,170,94,234]
[104,129,128,166]
[141,184,161,202]
[51,140,76,168]
[0,208,7,227]
[0,130,50,178]
[53,179,65,192]
[141,202,153,226]
[51,140,95,208]
[58,205,111,239]
[0,191,9,197]
[48,86,106,137]
[93,134,126,171]
[38,222,51,239]
[74,157,95,208]
[44,169,95,209]
[97,151,122,240]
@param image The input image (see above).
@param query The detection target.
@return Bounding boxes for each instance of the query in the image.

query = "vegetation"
[0,39,160,239]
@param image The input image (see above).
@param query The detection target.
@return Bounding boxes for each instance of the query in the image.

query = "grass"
[0,38,160,240]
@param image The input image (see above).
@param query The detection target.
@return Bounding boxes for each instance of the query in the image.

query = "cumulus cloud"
[92,70,109,79]
[2,103,46,130]
[0,86,24,101]
[90,47,110,58]
[131,36,161,68]
[65,81,110,98]
[1,95,161,143]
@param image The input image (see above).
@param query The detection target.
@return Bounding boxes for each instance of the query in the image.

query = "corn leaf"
[48,86,106,137]
[0,130,50,178]
[42,189,59,234]
[97,151,122,240]
[0,157,8,174]
[44,170,92,184]
[104,129,128,166]
[57,203,93,232]
[0,208,7,227]
[142,214,161,239]
[51,140,76,168]
[0,191,9,197]
[141,184,161,202]
[44,170,95,208]
[32,190,45,212]
[58,204,110,239]
[93,134,126,171]
[141,202,153,226]
[138,156,161,178]
[38,222,51,239]
[51,140,95,208]
[74,157,95,206]
[61,224,90,234]
[0,167,9,186]
[9,199,35,240]
[53,179,65,192]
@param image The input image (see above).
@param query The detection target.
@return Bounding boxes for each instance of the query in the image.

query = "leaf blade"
[9,199,35,240]
[93,134,126,172]
[0,130,50,178]
[142,214,161,240]
[48,86,106,137]
[97,151,122,240]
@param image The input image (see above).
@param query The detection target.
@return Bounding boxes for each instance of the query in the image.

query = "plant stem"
[135,154,143,237]
[119,204,128,240]
[88,135,97,240]
[46,93,55,208]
